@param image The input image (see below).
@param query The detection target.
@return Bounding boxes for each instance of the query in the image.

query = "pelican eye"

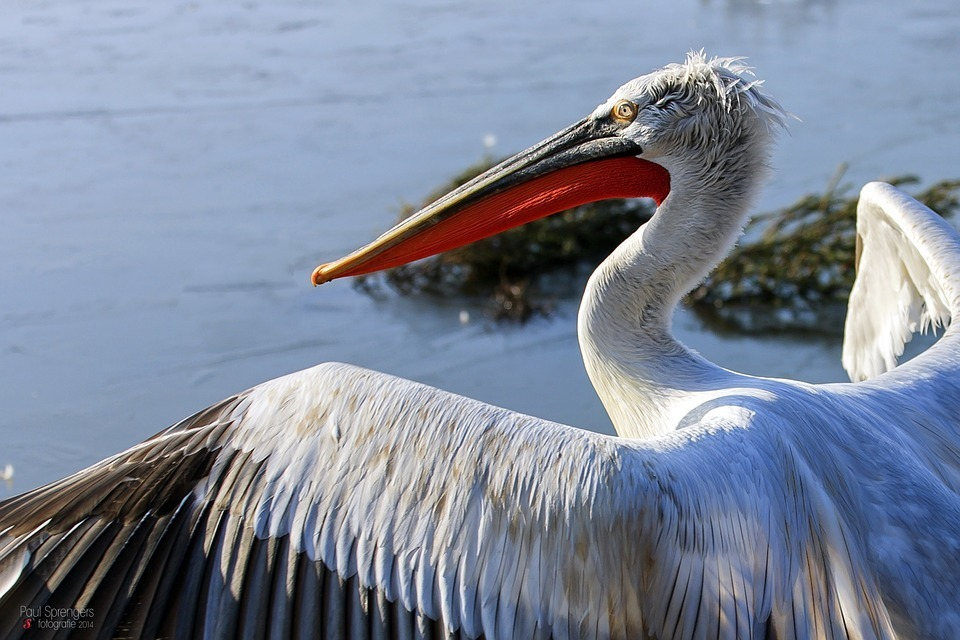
[611,99,638,123]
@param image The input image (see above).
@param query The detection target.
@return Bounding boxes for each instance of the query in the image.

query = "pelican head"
[312,52,787,286]
[602,54,787,196]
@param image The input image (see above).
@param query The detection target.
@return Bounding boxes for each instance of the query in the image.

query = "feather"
[843,182,959,381]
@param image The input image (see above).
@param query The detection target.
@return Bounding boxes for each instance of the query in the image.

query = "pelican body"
[1,54,959,639]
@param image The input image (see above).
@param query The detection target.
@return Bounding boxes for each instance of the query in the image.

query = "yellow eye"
[611,99,638,123]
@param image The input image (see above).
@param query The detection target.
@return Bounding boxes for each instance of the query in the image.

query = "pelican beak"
[312,116,670,285]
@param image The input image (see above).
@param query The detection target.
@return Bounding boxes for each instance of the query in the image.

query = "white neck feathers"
[577,165,764,439]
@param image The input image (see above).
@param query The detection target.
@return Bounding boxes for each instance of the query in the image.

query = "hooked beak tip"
[311,265,331,286]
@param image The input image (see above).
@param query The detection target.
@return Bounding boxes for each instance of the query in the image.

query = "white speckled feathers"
[226,362,655,639]
[0,361,910,639]
[222,364,903,639]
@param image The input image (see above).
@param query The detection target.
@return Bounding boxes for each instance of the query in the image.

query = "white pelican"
[2,53,959,639]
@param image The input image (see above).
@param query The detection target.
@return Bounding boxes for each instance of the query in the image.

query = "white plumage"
[1,53,958,639]
[842,182,957,381]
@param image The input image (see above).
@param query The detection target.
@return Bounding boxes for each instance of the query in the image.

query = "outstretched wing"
[0,363,667,639]
[842,181,960,381]
[0,363,895,639]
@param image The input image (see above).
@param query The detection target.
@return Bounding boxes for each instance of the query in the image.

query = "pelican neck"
[577,175,758,439]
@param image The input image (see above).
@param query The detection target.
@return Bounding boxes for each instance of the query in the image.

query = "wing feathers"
[843,182,960,381]
[0,362,906,638]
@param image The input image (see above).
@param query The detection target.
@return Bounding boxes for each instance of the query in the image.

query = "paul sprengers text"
[20,605,95,631]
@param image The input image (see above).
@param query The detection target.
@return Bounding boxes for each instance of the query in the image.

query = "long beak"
[312,116,670,285]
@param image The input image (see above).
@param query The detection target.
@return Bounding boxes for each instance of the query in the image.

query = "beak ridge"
[312,117,669,285]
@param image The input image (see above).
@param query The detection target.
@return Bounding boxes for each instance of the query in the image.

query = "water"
[1,0,957,495]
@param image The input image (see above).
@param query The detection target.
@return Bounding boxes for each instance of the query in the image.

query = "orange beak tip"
[311,265,329,287]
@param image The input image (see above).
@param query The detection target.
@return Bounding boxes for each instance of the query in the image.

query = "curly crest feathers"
[654,51,790,135]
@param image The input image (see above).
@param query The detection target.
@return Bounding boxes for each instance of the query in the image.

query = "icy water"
[1,0,958,495]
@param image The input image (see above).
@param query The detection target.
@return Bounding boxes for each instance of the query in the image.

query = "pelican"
[1,53,958,639]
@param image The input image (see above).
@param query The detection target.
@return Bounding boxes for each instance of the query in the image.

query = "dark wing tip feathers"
[0,389,468,640]
[0,395,243,639]
[0,394,242,538]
